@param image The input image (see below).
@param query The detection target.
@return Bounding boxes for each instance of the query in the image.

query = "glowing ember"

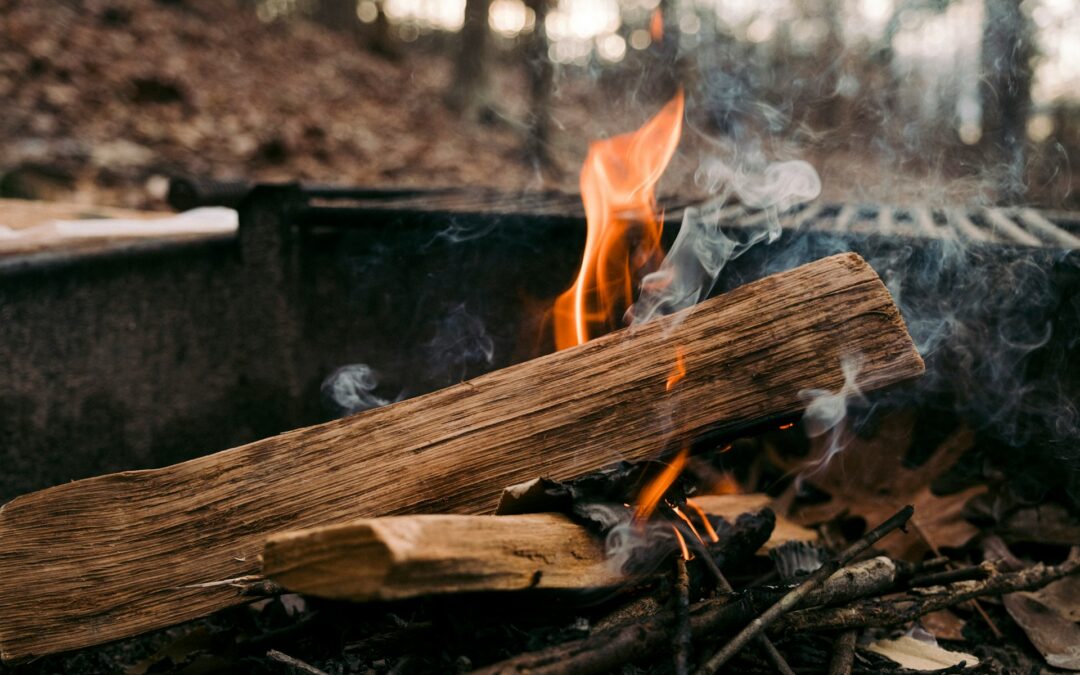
[665,346,687,391]
[552,91,684,350]
[712,471,741,495]
[684,498,720,543]
[672,527,692,561]
[634,444,689,523]
[778,422,795,430]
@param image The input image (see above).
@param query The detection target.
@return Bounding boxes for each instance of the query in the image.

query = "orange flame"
[649,7,664,44]
[634,444,689,523]
[672,527,692,560]
[684,498,721,543]
[672,505,705,545]
[665,346,687,391]
[553,91,685,351]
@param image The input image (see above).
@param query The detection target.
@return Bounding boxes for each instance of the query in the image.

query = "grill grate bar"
[1015,208,1080,248]
[834,204,858,231]
[947,210,995,242]
[295,186,1077,250]
[878,207,895,236]
[913,207,947,238]
[982,207,1043,247]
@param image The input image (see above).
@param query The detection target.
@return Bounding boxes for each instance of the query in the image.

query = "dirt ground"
[4,0,1075,214]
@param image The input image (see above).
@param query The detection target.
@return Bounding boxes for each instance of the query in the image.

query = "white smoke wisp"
[604,518,674,576]
[627,159,821,328]
[425,303,495,386]
[798,356,869,475]
[321,363,391,417]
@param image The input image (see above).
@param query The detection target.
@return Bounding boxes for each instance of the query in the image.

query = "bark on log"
[0,252,923,660]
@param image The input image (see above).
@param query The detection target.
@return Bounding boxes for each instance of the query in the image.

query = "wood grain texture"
[0,252,923,660]
[262,495,819,602]
[263,513,622,600]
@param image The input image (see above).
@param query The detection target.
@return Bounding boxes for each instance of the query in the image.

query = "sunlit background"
[255,0,1078,150]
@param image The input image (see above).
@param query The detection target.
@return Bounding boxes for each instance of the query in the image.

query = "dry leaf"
[920,610,967,642]
[1028,575,1080,623]
[1003,593,1080,670]
[998,503,1080,547]
[775,410,986,560]
[866,634,978,670]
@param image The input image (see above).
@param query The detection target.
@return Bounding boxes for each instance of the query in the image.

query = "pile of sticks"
[459,506,1079,675]
[254,501,1079,675]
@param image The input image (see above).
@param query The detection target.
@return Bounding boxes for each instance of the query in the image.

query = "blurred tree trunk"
[313,0,360,42]
[979,0,1034,203]
[819,0,845,129]
[524,0,555,170]
[367,1,400,59]
[445,0,492,119]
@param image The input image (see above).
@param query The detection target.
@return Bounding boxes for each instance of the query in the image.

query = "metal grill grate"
[720,202,1080,249]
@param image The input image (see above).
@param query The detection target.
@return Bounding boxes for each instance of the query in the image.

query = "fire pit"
[2,95,1080,674]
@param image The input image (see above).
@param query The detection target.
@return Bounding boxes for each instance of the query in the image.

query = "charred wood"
[469,555,908,675]
[693,505,915,675]
[673,557,691,675]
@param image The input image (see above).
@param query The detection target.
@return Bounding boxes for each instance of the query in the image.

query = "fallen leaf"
[920,609,967,642]
[1003,592,1080,670]
[774,410,985,560]
[1028,575,1080,623]
[866,634,978,670]
[997,503,1080,547]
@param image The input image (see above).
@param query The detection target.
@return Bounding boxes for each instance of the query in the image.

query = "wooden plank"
[263,513,621,601]
[261,495,817,602]
[0,252,924,660]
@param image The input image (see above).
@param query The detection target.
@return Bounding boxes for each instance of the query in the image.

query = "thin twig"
[827,630,857,675]
[266,649,331,675]
[470,552,909,675]
[689,532,796,675]
[693,504,914,675]
[909,519,1003,639]
[674,557,691,675]
[908,562,992,588]
[778,556,1080,632]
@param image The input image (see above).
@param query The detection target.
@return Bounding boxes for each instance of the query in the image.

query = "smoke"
[425,216,501,247]
[424,303,496,387]
[321,364,391,417]
[322,304,496,418]
[628,158,821,327]
[798,356,870,474]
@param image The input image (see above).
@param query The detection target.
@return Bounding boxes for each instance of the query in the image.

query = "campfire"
[2,87,1080,675]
